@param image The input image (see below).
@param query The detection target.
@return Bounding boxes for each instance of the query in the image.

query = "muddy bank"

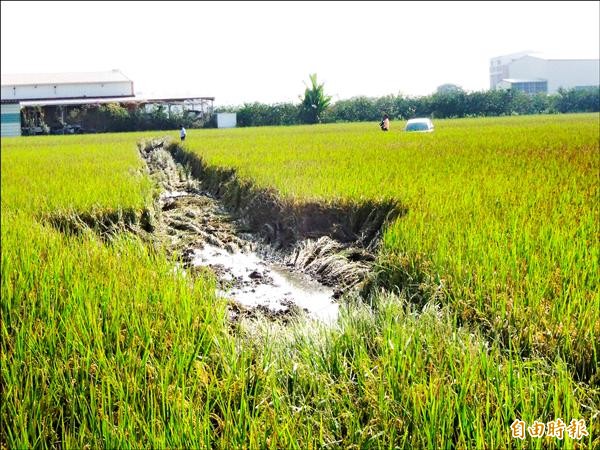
[148,140,405,293]
[41,138,401,323]
[167,143,406,251]
[139,139,341,322]
[131,137,405,322]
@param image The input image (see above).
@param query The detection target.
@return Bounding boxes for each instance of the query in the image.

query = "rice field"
[1,114,598,448]
[184,114,599,381]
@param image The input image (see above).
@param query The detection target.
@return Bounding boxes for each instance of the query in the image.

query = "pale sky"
[1,1,599,106]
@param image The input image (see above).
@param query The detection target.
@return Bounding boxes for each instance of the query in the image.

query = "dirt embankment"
[137,138,250,256]
[138,138,337,322]
[169,144,405,250]
[154,138,406,293]
[45,138,406,321]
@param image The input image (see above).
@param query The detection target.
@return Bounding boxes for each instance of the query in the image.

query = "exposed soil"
[138,139,342,322]
[162,141,406,288]
[49,137,404,324]
[137,138,405,322]
[169,144,406,251]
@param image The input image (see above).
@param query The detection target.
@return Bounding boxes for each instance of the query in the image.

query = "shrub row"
[216,87,599,127]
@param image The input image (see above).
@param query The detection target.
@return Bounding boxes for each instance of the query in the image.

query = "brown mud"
[169,144,406,251]
[136,137,405,322]
[162,140,406,289]
[138,139,336,322]
[46,137,405,324]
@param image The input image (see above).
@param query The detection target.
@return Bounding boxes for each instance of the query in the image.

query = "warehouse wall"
[1,81,133,101]
[1,103,21,137]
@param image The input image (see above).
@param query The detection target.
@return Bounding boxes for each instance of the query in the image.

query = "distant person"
[380,114,390,131]
[180,125,187,142]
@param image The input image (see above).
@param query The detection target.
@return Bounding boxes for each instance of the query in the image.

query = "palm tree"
[300,73,332,124]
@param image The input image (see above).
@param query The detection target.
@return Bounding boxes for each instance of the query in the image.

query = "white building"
[1,70,134,137]
[1,70,214,137]
[217,112,237,128]
[1,70,134,102]
[490,52,600,94]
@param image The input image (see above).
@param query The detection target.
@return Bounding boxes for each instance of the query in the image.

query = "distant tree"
[430,90,467,118]
[436,83,464,95]
[324,96,379,123]
[553,87,600,113]
[99,103,130,131]
[299,73,332,124]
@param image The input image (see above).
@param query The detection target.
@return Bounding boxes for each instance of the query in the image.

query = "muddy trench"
[138,138,401,323]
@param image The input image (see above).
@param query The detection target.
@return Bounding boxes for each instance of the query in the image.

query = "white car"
[404,118,434,132]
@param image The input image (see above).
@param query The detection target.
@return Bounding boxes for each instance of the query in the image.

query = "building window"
[511,81,547,94]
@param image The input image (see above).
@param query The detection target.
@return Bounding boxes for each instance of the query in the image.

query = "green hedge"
[216,87,599,127]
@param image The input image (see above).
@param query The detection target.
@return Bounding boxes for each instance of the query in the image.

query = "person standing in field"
[180,125,187,142]
[380,114,390,131]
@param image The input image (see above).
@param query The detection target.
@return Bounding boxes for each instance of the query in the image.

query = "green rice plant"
[183,114,599,382]
[1,133,154,216]
[2,116,598,449]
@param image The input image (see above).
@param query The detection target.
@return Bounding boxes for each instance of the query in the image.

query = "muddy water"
[140,140,338,322]
[191,244,338,322]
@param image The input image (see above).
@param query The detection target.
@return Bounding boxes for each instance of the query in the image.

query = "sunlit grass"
[185,114,599,379]
[2,116,598,448]
[1,133,155,215]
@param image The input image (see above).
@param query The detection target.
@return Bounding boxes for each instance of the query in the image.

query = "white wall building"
[217,112,237,128]
[490,53,600,94]
[1,70,135,137]
[1,70,134,102]
[1,70,214,137]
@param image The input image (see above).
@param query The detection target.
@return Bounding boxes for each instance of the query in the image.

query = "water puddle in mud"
[191,244,338,322]
[141,140,340,323]
[160,190,191,200]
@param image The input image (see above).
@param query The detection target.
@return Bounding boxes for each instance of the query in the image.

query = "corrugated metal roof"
[18,95,215,107]
[19,96,139,107]
[141,96,216,102]
[1,70,132,86]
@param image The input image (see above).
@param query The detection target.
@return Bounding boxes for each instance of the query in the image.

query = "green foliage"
[323,96,381,122]
[299,73,332,124]
[553,87,600,113]
[99,103,131,132]
[184,114,599,383]
[2,120,598,448]
[320,88,596,123]
[212,87,597,128]
[20,103,202,135]
[20,106,50,134]
[235,102,301,127]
